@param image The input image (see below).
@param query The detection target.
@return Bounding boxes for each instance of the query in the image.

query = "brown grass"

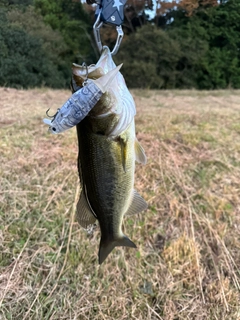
[0,87,240,319]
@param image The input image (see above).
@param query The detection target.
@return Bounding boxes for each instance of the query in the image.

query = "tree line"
[0,0,239,89]
[0,0,94,88]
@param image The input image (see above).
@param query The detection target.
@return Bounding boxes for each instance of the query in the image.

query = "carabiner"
[93,10,103,54]
[93,9,124,55]
[81,62,89,86]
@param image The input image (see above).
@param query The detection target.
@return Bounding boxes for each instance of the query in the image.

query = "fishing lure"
[43,64,122,134]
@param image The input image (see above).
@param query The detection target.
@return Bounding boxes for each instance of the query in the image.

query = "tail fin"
[98,235,136,264]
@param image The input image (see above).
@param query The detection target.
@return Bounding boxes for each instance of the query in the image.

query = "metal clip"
[93,9,124,55]
[93,10,103,54]
[111,25,124,56]
[82,62,89,86]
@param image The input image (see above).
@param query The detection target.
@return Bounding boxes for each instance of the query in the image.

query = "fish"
[43,65,122,134]
[74,46,147,264]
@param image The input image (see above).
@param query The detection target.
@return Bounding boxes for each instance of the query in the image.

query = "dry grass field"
[0,87,240,319]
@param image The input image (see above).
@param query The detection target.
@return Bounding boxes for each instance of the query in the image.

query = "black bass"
[73,47,147,264]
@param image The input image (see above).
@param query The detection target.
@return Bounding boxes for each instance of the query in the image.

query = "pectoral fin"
[125,190,148,215]
[76,189,96,228]
[135,139,147,164]
[119,137,127,173]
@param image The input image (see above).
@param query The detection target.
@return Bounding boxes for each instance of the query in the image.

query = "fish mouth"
[72,63,97,78]
[72,46,115,80]
[95,46,113,73]
[72,45,136,137]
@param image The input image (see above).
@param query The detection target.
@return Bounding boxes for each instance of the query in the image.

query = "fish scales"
[77,120,135,240]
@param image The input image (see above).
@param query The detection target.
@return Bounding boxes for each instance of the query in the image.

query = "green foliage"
[34,0,95,64]
[0,8,69,88]
[7,6,68,68]
[119,0,240,89]
[116,26,180,89]
[194,0,240,88]
[0,0,94,88]
[116,24,208,89]
[1,0,240,89]
[3,0,33,5]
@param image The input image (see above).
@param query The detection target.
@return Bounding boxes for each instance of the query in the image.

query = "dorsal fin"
[135,139,147,164]
[125,190,148,215]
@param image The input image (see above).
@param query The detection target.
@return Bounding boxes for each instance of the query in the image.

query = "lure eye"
[52,127,56,132]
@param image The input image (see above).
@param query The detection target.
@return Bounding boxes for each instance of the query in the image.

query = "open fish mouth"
[72,46,136,138]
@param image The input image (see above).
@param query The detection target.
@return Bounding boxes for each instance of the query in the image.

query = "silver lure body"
[43,80,102,134]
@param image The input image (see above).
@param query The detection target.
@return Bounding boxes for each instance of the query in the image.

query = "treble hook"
[82,62,89,86]
[46,108,60,121]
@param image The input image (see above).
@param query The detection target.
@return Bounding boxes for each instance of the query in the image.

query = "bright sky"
[145,0,158,19]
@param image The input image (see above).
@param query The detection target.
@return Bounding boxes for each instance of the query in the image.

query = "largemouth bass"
[73,47,147,264]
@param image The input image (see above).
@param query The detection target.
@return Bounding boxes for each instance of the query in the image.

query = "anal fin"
[125,190,148,215]
[76,189,96,229]
[135,139,147,164]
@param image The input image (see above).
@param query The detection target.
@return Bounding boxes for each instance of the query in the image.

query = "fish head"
[72,46,116,82]
[72,47,136,137]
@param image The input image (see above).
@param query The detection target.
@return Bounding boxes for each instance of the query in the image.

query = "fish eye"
[52,127,56,132]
